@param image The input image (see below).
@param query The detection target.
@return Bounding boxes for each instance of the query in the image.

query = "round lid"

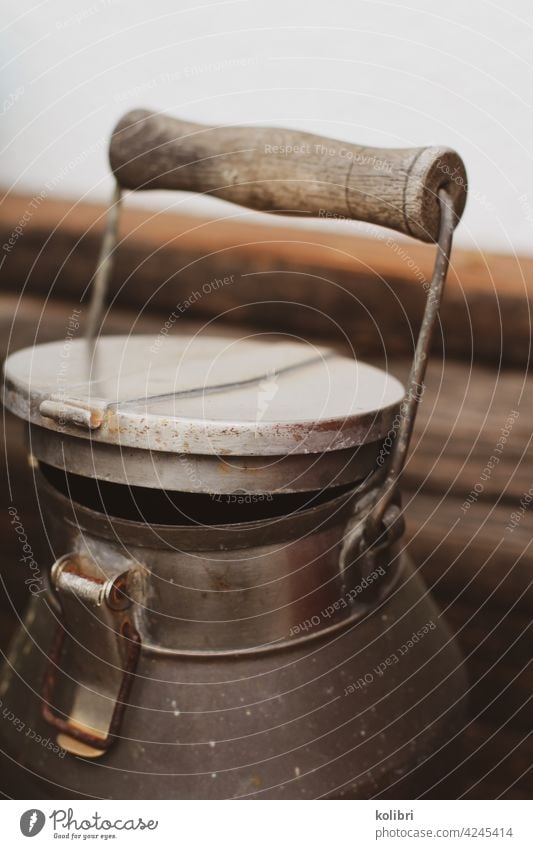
[4,333,404,456]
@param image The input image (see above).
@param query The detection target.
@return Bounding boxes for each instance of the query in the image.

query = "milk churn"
[1,110,468,799]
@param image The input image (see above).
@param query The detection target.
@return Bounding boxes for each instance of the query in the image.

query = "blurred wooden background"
[1,194,532,799]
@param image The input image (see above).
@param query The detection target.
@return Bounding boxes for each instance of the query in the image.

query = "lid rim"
[4,334,405,456]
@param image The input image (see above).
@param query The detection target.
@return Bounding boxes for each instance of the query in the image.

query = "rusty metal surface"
[37,470,399,653]
[28,423,382,494]
[366,189,456,544]
[0,554,467,799]
[41,553,141,753]
[3,334,404,457]
[0,458,467,799]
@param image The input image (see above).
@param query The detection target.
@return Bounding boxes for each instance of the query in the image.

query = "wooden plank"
[422,724,533,800]
[407,492,533,611]
[443,603,533,733]
[1,193,532,366]
[402,359,533,504]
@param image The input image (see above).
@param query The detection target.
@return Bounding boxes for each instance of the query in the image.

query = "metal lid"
[4,333,403,456]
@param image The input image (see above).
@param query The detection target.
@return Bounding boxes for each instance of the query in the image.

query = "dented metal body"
[0,325,469,798]
[0,118,468,796]
[0,469,467,798]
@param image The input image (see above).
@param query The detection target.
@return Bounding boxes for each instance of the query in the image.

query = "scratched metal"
[3,334,404,456]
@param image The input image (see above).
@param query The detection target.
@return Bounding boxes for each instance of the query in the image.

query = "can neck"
[38,468,404,655]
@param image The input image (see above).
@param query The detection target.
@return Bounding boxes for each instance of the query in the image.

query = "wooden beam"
[407,492,533,611]
[1,193,532,366]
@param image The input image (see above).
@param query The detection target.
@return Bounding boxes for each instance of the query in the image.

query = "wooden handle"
[109,109,467,242]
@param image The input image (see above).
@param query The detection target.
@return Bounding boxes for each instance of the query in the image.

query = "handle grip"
[109,109,467,242]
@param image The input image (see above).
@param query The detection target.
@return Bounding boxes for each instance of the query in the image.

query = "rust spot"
[62,557,105,584]
[209,573,231,592]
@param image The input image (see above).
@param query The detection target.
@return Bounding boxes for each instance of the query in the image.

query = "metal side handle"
[41,552,141,758]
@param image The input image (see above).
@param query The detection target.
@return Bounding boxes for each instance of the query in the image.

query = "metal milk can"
[1,110,468,799]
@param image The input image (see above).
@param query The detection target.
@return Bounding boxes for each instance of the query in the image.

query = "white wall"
[2,0,533,254]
